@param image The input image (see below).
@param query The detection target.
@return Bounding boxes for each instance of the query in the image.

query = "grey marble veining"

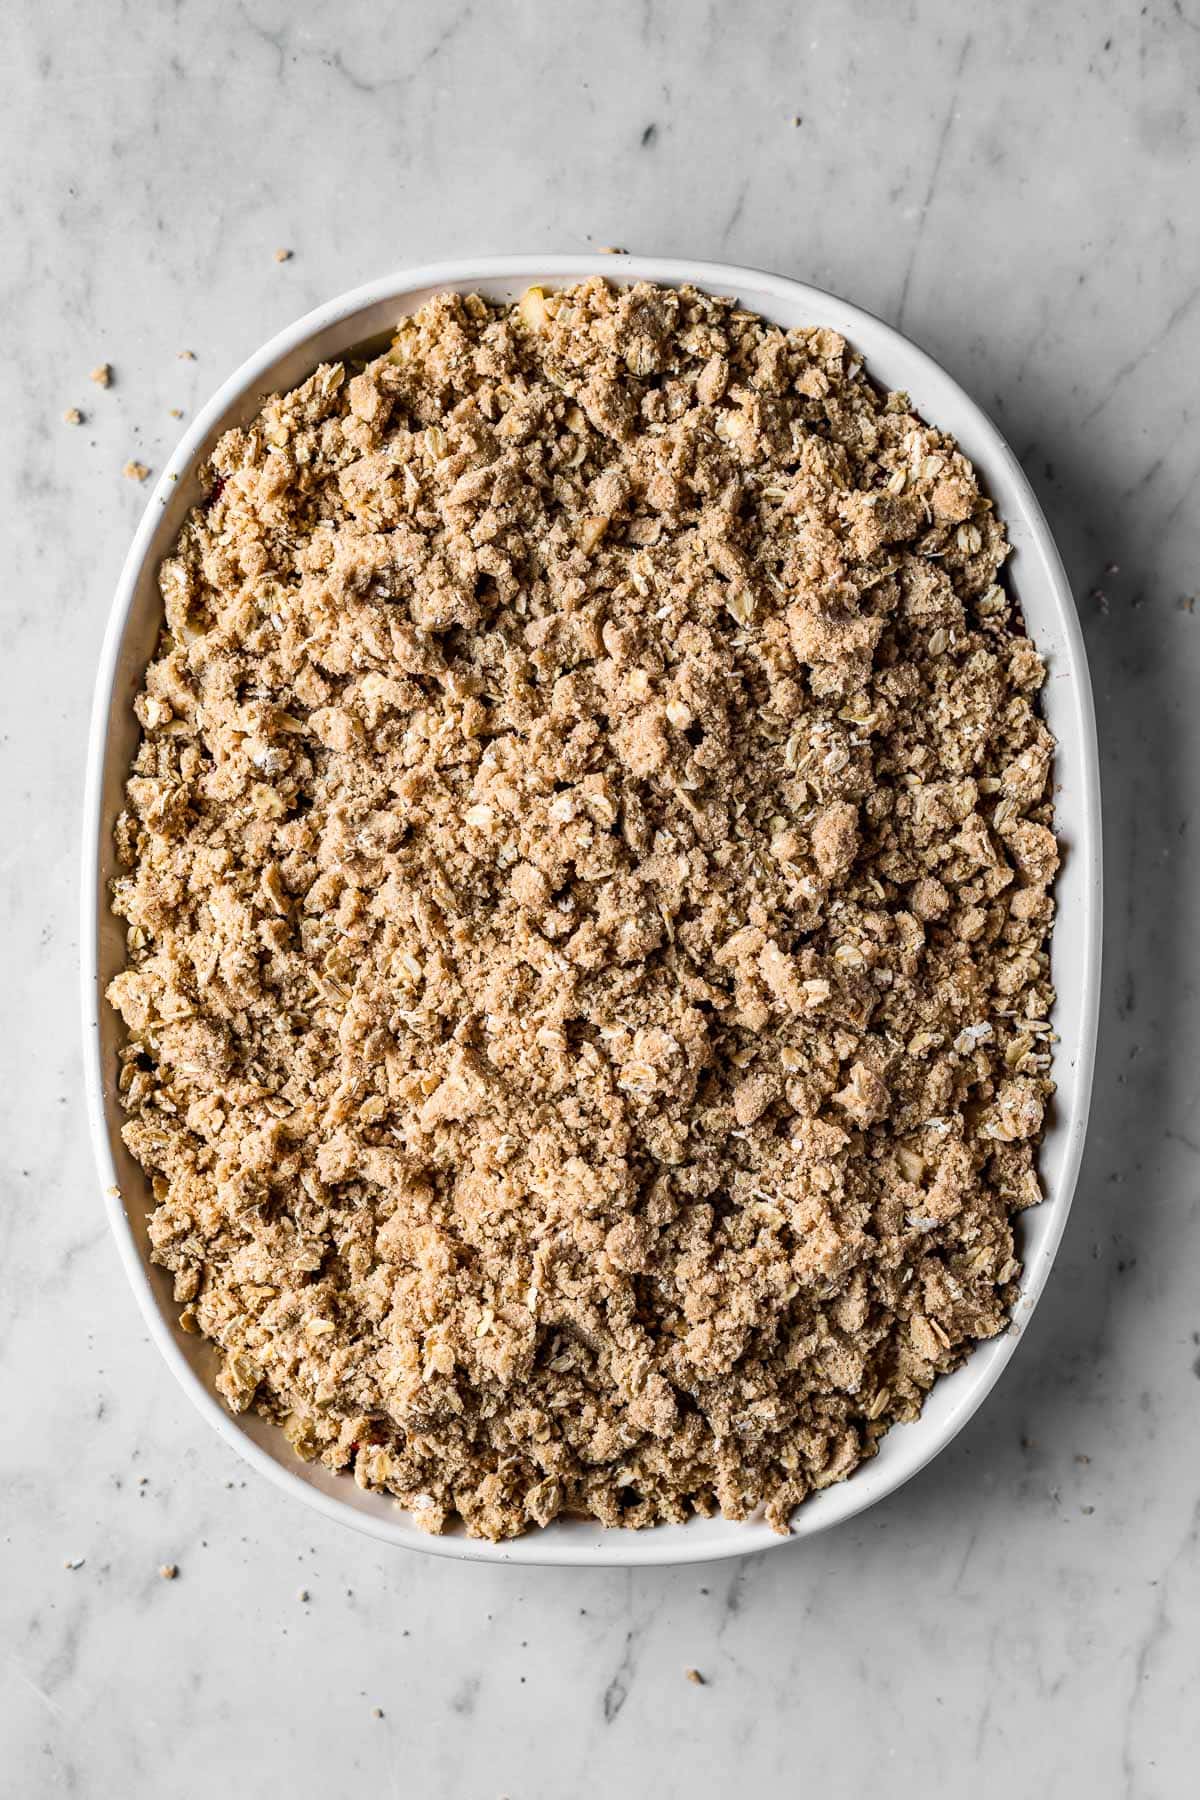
[3,1,1200,1795]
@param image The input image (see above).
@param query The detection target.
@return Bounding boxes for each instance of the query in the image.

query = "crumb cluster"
[108,280,1057,1540]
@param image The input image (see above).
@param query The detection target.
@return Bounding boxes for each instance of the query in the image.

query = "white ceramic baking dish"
[81,256,1101,1566]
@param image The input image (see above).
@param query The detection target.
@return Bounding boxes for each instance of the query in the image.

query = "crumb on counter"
[123,460,150,482]
[63,407,83,425]
[91,363,113,387]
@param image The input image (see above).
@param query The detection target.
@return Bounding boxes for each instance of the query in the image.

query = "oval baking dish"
[82,256,1101,1565]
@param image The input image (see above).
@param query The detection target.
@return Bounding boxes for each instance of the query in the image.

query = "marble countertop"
[4,1,1199,1794]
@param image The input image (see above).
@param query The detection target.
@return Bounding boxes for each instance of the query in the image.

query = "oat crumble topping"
[108,280,1058,1540]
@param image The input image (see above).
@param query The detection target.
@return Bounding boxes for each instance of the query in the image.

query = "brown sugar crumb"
[177,349,196,361]
[685,1667,706,1685]
[169,407,185,419]
[123,460,150,482]
[275,248,293,263]
[108,280,1058,1543]
[91,362,113,387]
[159,1563,178,1580]
[63,407,83,425]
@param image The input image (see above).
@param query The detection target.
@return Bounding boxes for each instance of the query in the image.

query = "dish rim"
[81,254,1102,1566]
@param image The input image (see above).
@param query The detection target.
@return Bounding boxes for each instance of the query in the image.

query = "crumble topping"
[108,279,1057,1540]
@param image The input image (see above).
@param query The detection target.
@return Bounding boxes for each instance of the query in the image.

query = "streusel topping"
[108,280,1057,1539]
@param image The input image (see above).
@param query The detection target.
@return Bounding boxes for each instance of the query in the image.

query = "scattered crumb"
[275,248,293,263]
[598,245,626,255]
[110,280,1058,1544]
[169,407,184,419]
[91,363,113,388]
[63,407,83,426]
[177,349,196,361]
[123,460,150,482]
[1090,587,1109,614]
[685,1667,706,1685]
[1081,1505,1095,1516]
[63,1557,85,1571]
[792,114,803,126]
[297,1588,310,1603]
[371,1707,384,1719]
[138,1475,149,1485]
[159,1563,178,1580]
[1178,593,1196,614]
